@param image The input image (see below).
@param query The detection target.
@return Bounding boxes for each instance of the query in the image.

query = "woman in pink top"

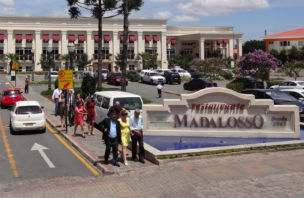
[73,101,87,138]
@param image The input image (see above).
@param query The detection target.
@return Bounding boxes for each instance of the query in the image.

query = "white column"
[137,31,144,70]
[199,38,205,60]
[86,31,94,61]
[237,38,243,58]
[34,30,42,71]
[61,31,68,55]
[229,39,234,58]
[161,32,168,69]
[6,30,14,72]
[112,31,119,69]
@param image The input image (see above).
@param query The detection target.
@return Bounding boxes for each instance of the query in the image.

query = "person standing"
[100,112,121,167]
[67,90,75,126]
[52,87,62,116]
[57,92,66,128]
[118,109,131,166]
[107,101,122,118]
[130,109,145,163]
[86,95,96,135]
[157,82,164,98]
[24,76,30,94]
[75,93,84,106]
[73,101,87,138]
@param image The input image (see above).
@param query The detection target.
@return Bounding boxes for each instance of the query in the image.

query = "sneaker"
[104,160,109,165]
[132,157,138,161]
[139,159,145,164]
[113,163,120,167]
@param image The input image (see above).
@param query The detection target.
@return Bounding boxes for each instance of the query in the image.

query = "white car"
[102,69,109,80]
[94,91,143,125]
[141,71,165,84]
[281,89,304,102]
[50,71,58,79]
[171,69,191,78]
[155,69,171,76]
[270,81,304,90]
[10,101,46,133]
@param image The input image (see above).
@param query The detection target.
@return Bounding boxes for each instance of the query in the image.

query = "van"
[94,91,143,125]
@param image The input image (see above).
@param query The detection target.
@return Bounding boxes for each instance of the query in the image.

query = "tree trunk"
[121,0,129,92]
[97,0,103,89]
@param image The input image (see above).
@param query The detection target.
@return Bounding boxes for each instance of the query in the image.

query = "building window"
[43,47,59,60]
[53,40,59,44]
[18,66,22,72]
[43,40,49,44]
[269,41,274,45]
[120,47,134,60]
[181,49,193,55]
[0,47,3,55]
[75,47,84,60]
[15,47,24,60]
[280,41,290,46]
[167,49,175,59]
[129,65,135,71]
[26,66,33,72]
[16,40,22,44]
[299,41,304,46]
[24,47,33,61]
[0,67,4,72]
[94,47,110,60]
[0,40,3,44]
[145,47,157,56]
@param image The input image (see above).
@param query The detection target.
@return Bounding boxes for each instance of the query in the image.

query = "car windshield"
[17,106,41,114]
[114,73,122,76]
[265,91,297,101]
[298,82,304,86]
[102,70,108,73]
[3,90,20,96]
[150,73,159,76]
[113,97,142,110]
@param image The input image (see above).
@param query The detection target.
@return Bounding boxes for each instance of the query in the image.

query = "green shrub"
[267,80,282,88]
[226,83,244,92]
[129,74,140,82]
[221,72,233,80]
[181,77,191,82]
[142,98,153,104]
[192,72,203,79]
[40,89,53,96]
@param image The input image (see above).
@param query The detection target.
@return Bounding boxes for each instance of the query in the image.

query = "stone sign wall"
[143,88,300,138]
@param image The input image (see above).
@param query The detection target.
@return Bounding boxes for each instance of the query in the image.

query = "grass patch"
[96,86,113,91]
[143,98,153,104]
[30,79,82,85]
[40,89,53,96]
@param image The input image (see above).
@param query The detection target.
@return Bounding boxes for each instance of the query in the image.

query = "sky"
[0,0,303,41]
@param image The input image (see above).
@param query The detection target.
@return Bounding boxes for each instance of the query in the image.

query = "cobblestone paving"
[1,149,304,197]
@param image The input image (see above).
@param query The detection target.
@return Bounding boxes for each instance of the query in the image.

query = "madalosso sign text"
[142,88,300,138]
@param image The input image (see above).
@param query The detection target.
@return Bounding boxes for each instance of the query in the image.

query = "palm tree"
[5,53,19,73]
[76,54,92,70]
[60,54,70,70]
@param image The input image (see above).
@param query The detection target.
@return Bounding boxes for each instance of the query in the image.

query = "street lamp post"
[47,47,53,91]
[31,48,35,81]
[66,43,75,134]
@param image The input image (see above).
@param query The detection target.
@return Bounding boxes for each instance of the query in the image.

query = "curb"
[163,89,181,96]
[8,80,115,175]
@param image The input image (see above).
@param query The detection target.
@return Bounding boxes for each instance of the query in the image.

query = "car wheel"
[183,84,187,90]
[178,81,181,85]
[40,127,46,133]
[150,80,153,85]
[10,121,15,135]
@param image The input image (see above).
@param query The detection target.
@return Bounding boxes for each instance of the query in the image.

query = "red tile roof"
[266,29,304,38]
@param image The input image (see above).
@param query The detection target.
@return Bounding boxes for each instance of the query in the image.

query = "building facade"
[0,16,243,73]
[265,29,304,53]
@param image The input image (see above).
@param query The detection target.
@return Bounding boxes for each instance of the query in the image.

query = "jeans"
[54,98,59,116]
[131,131,145,160]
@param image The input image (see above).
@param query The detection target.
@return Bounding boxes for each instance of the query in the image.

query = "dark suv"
[164,71,181,84]
[230,77,264,89]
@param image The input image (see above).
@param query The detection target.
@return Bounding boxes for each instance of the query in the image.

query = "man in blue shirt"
[100,112,121,167]
[130,109,145,163]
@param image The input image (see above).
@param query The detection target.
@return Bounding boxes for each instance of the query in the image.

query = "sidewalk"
[10,76,152,174]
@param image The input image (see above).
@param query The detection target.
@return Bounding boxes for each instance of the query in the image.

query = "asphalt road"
[0,78,98,182]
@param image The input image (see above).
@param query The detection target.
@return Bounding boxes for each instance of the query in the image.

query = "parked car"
[221,69,235,78]
[94,91,143,125]
[155,69,171,76]
[230,77,264,89]
[183,78,217,91]
[270,81,304,90]
[281,89,304,102]
[242,89,304,121]
[171,69,191,78]
[141,71,165,85]
[82,71,94,78]
[127,70,140,79]
[101,69,109,80]
[107,72,128,86]
[1,88,24,108]
[163,71,181,84]
[10,101,46,133]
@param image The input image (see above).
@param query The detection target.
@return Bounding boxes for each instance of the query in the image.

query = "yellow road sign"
[12,61,18,70]
[58,70,73,90]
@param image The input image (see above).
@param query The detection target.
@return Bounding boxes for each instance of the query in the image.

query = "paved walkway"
[8,76,152,174]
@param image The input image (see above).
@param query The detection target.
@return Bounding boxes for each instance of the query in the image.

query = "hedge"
[226,83,244,93]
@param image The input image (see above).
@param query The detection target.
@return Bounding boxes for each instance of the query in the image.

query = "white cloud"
[0,0,14,6]
[154,11,172,19]
[177,0,270,16]
[150,0,171,3]
[172,15,199,22]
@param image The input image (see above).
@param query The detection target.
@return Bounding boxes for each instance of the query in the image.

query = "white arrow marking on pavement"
[31,143,55,168]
